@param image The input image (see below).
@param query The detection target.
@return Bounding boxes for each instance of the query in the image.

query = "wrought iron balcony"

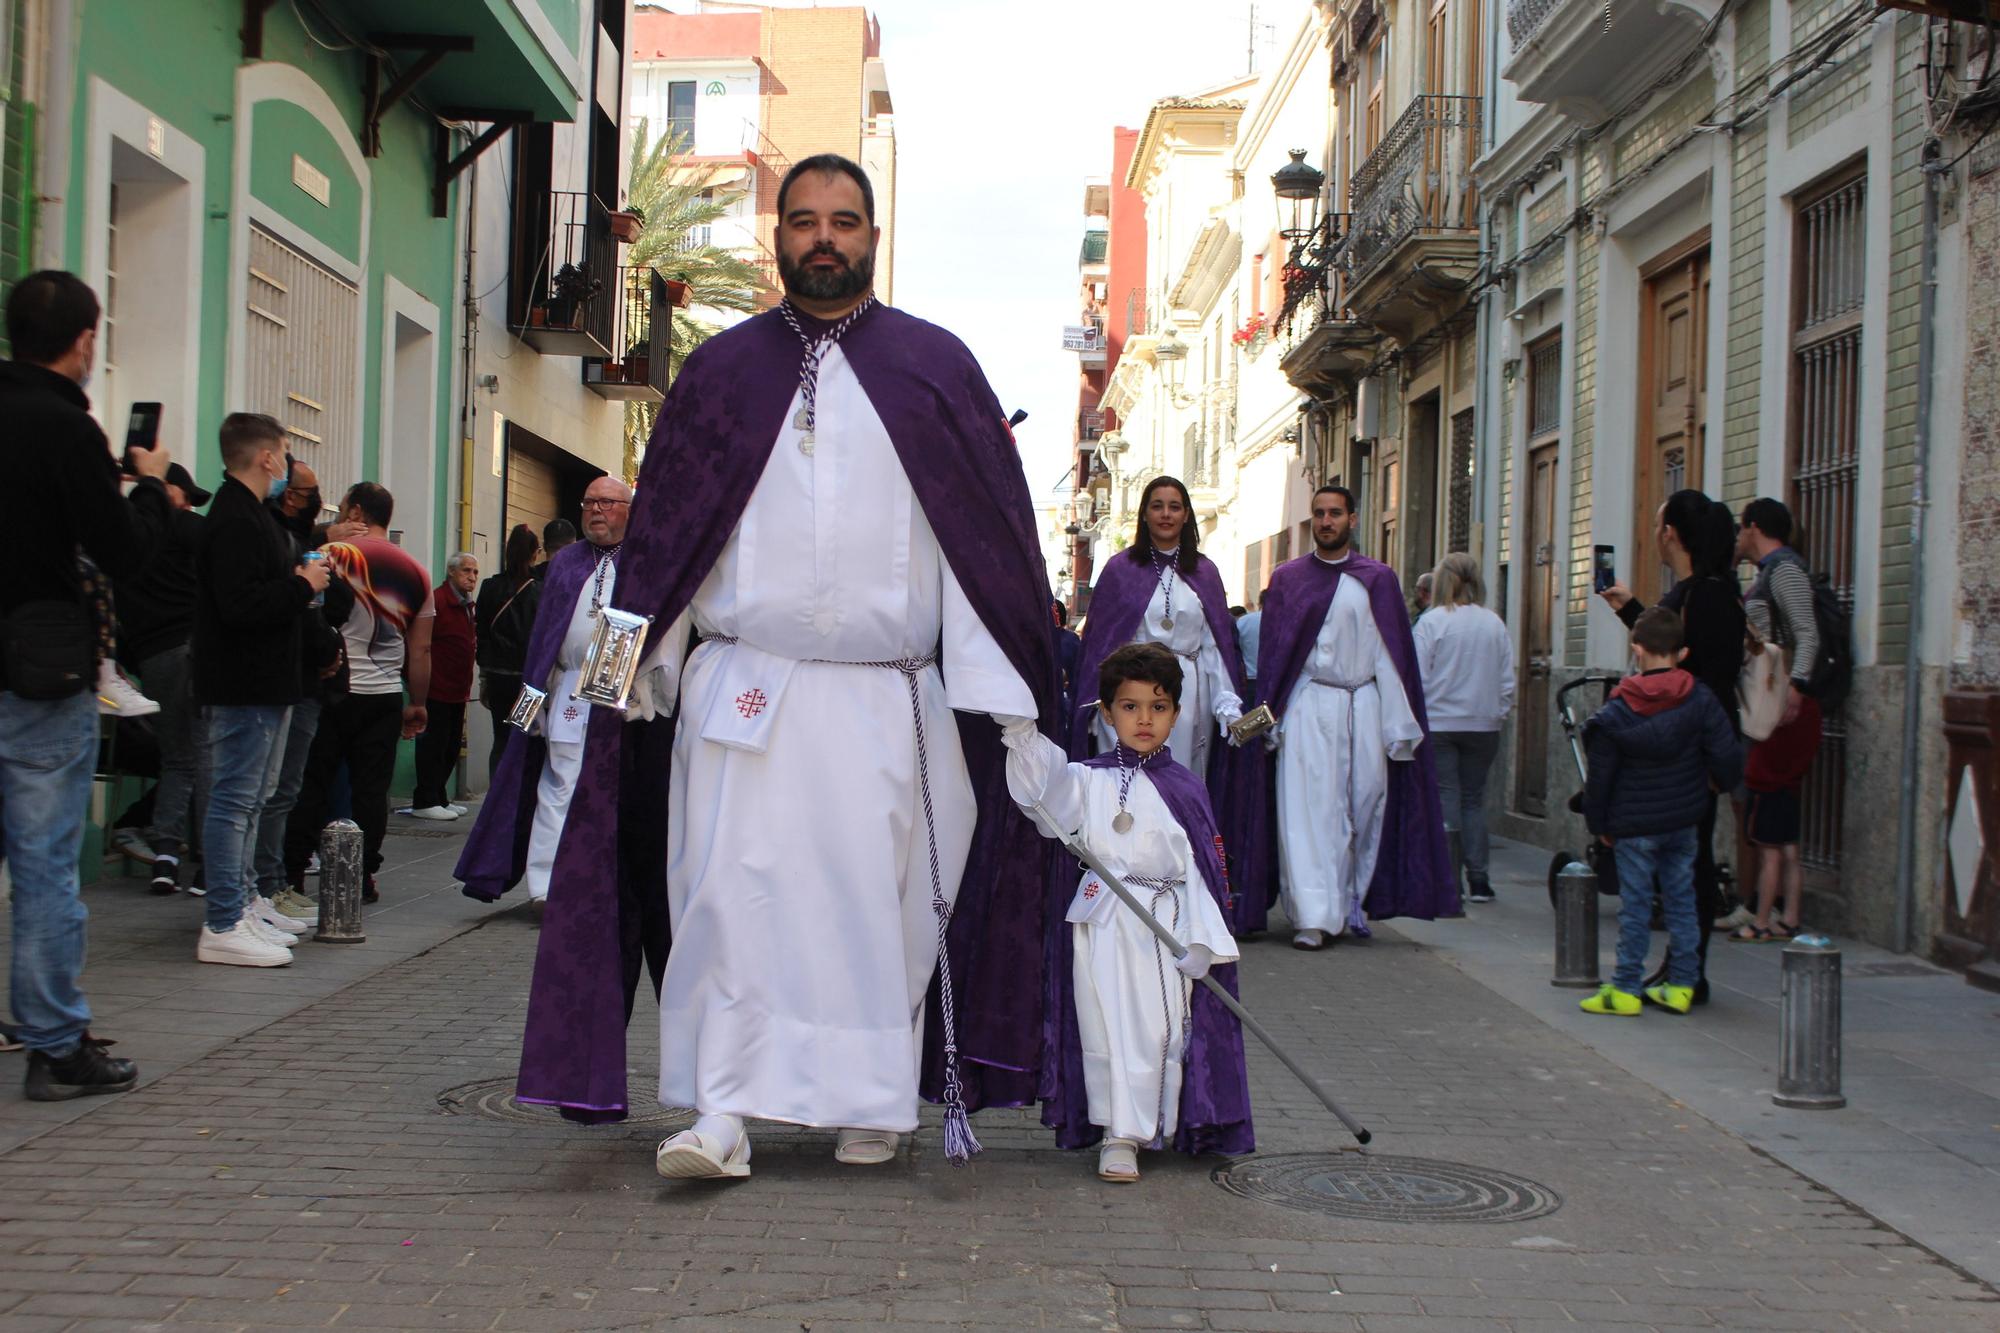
[584,267,672,403]
[1341,94,1482,287]
[1507,0,1561,47]
[513,189,617,360]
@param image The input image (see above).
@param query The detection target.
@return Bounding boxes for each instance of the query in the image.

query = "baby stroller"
[1546,674,1623,909]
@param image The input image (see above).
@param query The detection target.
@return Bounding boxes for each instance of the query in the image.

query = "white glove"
[997,715,1039,748]
[622,667,666,723]
[1175,944,1214,980]
[1264,725,1282,753]
[1216,700,1243,729]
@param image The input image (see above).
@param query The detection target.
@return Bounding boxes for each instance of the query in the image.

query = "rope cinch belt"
[701,633,981,1163]
[1124,872,1191,1149]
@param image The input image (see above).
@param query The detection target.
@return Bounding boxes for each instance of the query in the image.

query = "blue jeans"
[254,699,320,896]
[200,705,291,932]
[0,690,100,1054]
[1612,826,1700,995]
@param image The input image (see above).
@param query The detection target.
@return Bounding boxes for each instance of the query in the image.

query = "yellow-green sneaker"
[1579,984,1642,1016]
[1644,983,1695,1014]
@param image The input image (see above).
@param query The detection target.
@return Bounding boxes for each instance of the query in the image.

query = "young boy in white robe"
[1002,643,1252,1182]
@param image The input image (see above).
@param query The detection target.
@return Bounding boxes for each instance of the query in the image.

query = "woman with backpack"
[474,524,543,779]
[1598,490,1744,1004]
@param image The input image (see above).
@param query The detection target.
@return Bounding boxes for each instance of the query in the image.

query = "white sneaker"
[304,854,320,876]
[244,914,300,948]
[96,661,160,717]
[250,893,312,933]
[446,803,468,816]
[197,924,292,967]
[407,805,459,822]
[1291,929,1329,951]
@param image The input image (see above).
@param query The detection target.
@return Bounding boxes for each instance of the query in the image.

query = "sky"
[851,0,1299,506]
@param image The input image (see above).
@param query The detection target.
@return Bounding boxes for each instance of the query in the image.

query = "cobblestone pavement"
[1,905,1996,1331]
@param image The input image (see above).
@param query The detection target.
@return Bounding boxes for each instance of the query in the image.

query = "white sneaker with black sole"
[197,925,292,967]
[149,854,179,896]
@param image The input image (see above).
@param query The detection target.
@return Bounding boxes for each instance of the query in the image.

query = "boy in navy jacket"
[1582,607,1742,1015]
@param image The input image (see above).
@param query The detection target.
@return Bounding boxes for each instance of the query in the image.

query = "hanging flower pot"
[608,210,644,244]
[662,278,690,308]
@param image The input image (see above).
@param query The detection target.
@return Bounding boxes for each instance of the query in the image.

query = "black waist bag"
[0,600,97,700]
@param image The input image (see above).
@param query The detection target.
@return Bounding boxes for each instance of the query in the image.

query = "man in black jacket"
[117,463,211,894]
[192,413,329,968]
[0,270,169,1099]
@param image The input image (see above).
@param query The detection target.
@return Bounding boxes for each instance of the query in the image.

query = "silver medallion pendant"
[1160,616,1174,631]
[1112,810,1134,834]
[799,433,815,456]
[793,406,811,430]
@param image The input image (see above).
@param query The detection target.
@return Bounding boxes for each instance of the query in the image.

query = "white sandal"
[655,1127,751,1180]
[834,1128,900,1165]
[1097,1138,1140,1182]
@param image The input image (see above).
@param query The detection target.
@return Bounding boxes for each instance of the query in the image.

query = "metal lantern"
[1153,325,1188,394]
[1272,148,1325,241]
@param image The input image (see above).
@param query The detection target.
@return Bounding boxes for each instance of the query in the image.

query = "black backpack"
[1771,551,1852,711]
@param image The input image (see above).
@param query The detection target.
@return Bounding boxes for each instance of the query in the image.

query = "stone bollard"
[315,820,366,944]
[1551,861,1601,988]
[1774,937,1845,1109]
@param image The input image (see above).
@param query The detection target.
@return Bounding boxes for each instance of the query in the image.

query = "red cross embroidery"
[736,688,768,718]
[1083,881,1099,900]
[562,705,580,723]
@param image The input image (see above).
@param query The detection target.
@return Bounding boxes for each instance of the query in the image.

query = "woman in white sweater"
[1413,553,1516,904]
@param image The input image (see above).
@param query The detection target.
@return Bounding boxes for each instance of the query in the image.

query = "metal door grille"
[1448,407,1475,553]
[243,225,360,496]
[1789,173,1863,874]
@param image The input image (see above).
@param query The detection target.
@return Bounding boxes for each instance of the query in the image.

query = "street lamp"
[1153,325,1188,397]
[1272,148,1325,242]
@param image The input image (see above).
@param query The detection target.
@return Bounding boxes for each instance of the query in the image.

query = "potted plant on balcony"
[1230,310,1269,356]
[608,203,645,245]
[546,262,602,329]
[626,348,651,386]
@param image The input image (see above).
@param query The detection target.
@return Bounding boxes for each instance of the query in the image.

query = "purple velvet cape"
[1071,551,1276,934]
[459,302,1060,1123]
[1039,745,1254,1155]
[1254,552,1456,920]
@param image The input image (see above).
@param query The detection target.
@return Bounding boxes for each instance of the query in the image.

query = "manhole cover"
[1214,1153,1561,1223]
[438,1077,695,1130]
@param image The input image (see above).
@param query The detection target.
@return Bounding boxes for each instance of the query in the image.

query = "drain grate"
[438,1077,695,1130]
[1214,1153,1561,1224]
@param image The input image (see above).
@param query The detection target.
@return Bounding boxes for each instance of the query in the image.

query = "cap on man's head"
[165,462,212,506]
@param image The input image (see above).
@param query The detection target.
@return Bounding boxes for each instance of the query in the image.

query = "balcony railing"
[1341,94,1482,284]
[675,224,713,252]
[1079,407,1105,440]
[514,189,617,359]
[1125,288,1154,338]
[583,267,671,403]
[1508,0,1561,47]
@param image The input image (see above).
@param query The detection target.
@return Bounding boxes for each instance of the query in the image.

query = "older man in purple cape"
[458,155,1057,1179]
[1257,485,1456,947]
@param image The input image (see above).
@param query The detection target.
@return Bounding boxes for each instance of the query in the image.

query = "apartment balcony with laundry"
[1339,94,1482,342]
[1503,0,1725,121]
[512,189,618,359]
[1276,212,1380,399]
[583,267,683,403]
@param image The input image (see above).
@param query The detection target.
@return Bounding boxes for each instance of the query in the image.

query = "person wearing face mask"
[190,413,331,967]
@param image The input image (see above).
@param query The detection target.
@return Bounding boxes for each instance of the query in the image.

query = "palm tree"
[620,119,769,479]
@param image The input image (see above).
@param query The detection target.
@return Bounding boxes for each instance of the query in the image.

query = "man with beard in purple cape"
[454,155,1058,1180]
[1257,485,1456,948]
[1067,477,1276,935]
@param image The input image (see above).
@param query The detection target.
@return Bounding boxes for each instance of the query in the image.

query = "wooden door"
[1516,443,1559,816]
[1634,242,1710,606]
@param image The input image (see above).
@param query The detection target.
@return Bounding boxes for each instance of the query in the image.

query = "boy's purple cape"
[455,302,1060,1123]
[1039,745,1254,1155]
[1071,550,1276,934]
[1255,551,1456,920]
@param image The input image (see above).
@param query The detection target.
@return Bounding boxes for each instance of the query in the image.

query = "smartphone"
[1592,544,1616,594]
[122,402,163,472]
